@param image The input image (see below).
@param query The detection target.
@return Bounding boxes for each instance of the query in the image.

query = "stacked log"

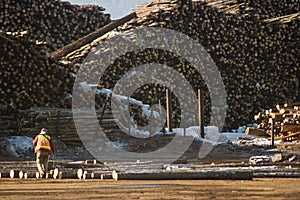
[0,89,157,145]
[0,115,20,136]
[60,0,299,131]
[0,31,75,113]
[0,0,299,132]
[0,0,111,50]
[0,160,113,179]
[253,103,300,141]
[17,108,119,145]
[0,0,112,115]
[1,160,300,179]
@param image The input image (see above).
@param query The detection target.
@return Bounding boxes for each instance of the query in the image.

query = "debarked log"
[116,170,253,180]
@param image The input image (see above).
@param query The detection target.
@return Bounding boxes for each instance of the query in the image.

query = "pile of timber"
[0,0,111,113]
[59,0,299,131]
[0,160,114,179]
[0,31,76,111]
[0,90,156,144]
[1,160,300,179]
[251,103,300,141]
[0,0,299,131]
[18,108,119,145]
[0,115,20,136]
[0,0,111,50]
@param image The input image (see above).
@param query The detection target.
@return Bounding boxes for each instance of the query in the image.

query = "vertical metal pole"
[56,109,60,135]
[166,89,172,132]
[271,118,275,147]
[127,97,131,135]
[198,89,204,138]
[159,99,166,135]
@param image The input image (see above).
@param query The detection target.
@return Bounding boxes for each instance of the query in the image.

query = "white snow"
[4,136,34,158]
[79,81,92,92]
[64,93,73,100]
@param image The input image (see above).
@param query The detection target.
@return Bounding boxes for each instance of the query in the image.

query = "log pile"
[0,160,114,179]
[1,159,300,179]
[0,0,111,50]
[0,0,299,133]
[0,0,110,114]
[0,31,75,113]
[16,108,119,145]
[252,102,300,141]
[60,0,299,131]
[0,89,157,144]
[0,115,20,136]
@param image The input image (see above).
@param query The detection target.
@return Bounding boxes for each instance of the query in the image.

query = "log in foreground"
[116,170,254,180]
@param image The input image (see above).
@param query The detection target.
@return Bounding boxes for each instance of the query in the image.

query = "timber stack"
[0,0,111,50]
[0,0,111,114]
[0,89,157,144]
[0,0,299,132]
[250,103,300,141]
[61,0,299,131]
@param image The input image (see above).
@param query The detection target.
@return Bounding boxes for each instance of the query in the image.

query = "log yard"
[0,0,299,199]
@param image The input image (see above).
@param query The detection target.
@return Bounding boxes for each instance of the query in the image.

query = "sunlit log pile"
[62,0,300,131]
[251,102,300,141]
[0,0,111,50]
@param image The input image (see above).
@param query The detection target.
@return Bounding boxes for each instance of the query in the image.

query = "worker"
[32,128,56,178]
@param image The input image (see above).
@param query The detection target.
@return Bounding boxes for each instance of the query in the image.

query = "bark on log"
[116,170,254,180]
[52,12,136,59]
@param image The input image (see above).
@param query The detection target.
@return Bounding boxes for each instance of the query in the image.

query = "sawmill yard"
[0,178,299,200]
[0,0,300,199]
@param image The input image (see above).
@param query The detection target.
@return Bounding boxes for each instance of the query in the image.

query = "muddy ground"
[1,137,299,200]
[0,178,299,200]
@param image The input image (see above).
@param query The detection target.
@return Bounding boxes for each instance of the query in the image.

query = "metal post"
[127,97,131,135]
[198,89,204,138]
[271,118,275,147]
[56,109,60,135]
[166,89,172,132]
[158,99,166,135]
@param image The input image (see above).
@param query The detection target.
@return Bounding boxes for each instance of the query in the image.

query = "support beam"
[198,89,204,138]
[166,88,172,132]
[271,118,275,147]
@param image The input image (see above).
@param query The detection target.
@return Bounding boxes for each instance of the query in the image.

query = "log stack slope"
[62,0,300,130]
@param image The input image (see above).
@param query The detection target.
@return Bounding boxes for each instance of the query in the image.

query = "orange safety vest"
[35,134,51,152]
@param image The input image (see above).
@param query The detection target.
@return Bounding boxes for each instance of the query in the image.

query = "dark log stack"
[253,102,300,141]
[61,0,300,131]
[0,0,111,50]
[0,107,117,145]
[0,0,110,115]
[0,0,299,133]
[0,92,156,144]
[0,31,75,113]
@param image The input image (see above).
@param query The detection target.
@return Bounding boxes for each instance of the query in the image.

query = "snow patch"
[3,136,34,158]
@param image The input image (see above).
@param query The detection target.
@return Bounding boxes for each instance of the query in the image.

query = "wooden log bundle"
[16,107,118,145]
[0,34,78,120]
[0,0,112,116]
[0,93,156,144]
[253,103,300,141]
[0,0,111,50]
[0,0,299,133]
[60,0,299,131]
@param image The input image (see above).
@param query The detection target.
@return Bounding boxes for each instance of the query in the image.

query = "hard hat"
[40,128,47,134]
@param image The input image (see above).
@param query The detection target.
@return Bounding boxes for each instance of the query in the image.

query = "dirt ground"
[0,178,299,200]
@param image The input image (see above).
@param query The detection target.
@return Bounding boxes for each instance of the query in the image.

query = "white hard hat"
[40,128,47,134]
